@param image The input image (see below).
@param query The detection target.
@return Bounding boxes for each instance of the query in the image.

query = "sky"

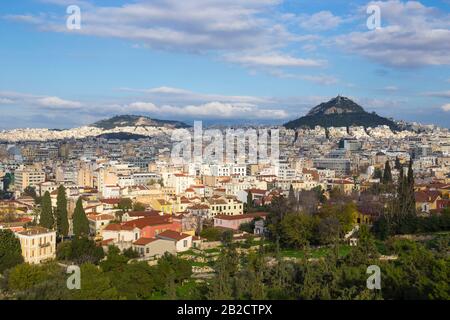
[0,0,450,129]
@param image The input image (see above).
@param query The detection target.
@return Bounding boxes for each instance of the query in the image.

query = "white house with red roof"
[132,237,176,258]
[88,213,115,236]
[214,212,268,230]
[156,230,193,252]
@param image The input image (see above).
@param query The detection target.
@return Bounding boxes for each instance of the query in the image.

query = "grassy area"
[280,245,352,259]
[190,261,209,267]
[176,280,201,299]
[204,248,221,254]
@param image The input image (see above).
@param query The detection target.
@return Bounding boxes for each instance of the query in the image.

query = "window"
[183,240,188,247]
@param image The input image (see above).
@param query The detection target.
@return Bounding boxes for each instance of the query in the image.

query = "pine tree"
[382,160,392,184]
[39,191,54,229]
[55,185,69,237]
[73,197,90,237]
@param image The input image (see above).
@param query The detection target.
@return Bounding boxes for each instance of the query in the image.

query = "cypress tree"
[382,160,392,184]
[394,157,401,170]
[39,191,54,229]
[395,168,406,218]
[288,184,297,212]
[73,197,90,237]
[246,191,253,210]
[406,160,416,216]
[55,185,69,237]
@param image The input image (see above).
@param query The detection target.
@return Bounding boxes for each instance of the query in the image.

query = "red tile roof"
[133,237,157,246]
[214,212,268,221]
[157,230,191,241]
[122,216,172,229]
[415,190,441,203]
[126,210,161,218]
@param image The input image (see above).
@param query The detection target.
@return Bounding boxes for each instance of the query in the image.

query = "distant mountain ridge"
[92,115,190,130]
[284,96,399,130]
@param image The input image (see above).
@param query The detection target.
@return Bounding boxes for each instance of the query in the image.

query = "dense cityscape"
[0,0,449,306]
[0,96,449,300]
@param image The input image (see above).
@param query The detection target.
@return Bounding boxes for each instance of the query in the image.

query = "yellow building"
[16,227,56,264]
[208,196,244,216]
[151,198,174,214]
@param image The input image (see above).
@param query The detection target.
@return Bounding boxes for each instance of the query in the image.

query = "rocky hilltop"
[284,96,399,130]
[92,115,190,130]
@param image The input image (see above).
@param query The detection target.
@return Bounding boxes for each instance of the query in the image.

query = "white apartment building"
[210,164,247,177]
[167,173,196,195]
[276,163,296,180]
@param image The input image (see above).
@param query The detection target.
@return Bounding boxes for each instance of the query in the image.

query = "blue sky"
[0,0,450,129]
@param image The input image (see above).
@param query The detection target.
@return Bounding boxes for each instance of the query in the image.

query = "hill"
[284,96,399,130]
[92,115,190,130]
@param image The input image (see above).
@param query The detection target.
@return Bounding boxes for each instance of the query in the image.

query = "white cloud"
[300,75,338,85]
[441,104,450,112]
[0,98,14,104]
[383,86,398,91]
[298,11,343,31]
[121,86,272,104]
[9,0,289,53]
[127,101,288,119]
[423,90,450,98]
[224,53,325,68]
[0,91,82,109]
[335,1,450,67]
[36,97,82,108]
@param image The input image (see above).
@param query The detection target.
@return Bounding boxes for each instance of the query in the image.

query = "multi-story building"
[16,227,56,264]
[208,196,244,216]
[313,158,351,176]
[14,166,46,192]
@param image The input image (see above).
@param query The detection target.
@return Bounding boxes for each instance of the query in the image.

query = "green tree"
[279,214,317,249]
[71,263,120,300]
[7,263,60,292]
[288,184,298,212]
[118,198,133,212]
[382,160,392,184]
[246,191,253,212]
[133,202,146,211]
[110,261,155,299]
[72,197,89,237]
[100,246,129,272]
[39,191,54,229]
[23,186,37,200]
[394,157,402,170]
[221,230,234,247]
[0,229,24,273]
[208,246,239,300]
[55,185,69,237]
[317,217,341,245]
[373,168,383,180]
[56,237,104,264]
[383,240,449,300]
[200,227,223,241]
